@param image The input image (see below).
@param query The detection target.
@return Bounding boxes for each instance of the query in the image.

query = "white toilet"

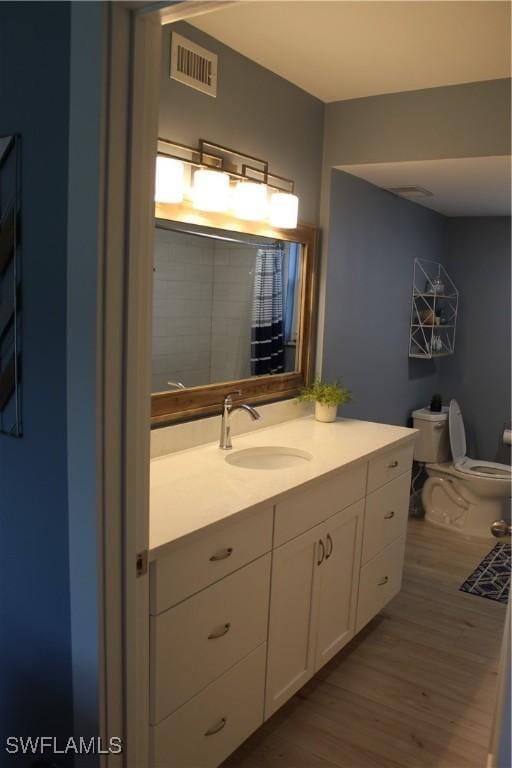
[412,400,511,538]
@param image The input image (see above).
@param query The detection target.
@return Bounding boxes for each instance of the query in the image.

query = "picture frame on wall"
[0,134,22,437]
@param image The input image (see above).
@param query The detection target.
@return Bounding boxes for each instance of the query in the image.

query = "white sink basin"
[225,446,313,470]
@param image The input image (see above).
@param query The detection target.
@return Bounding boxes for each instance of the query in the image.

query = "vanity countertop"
[150,415,417,560]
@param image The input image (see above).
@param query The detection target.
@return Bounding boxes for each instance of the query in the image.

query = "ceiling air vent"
[170,33,218,97]
[387,186,433,199]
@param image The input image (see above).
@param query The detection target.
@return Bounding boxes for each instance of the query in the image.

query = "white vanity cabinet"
[151,554,271,721]
[356,445,414,632]
[148,434,415,768]
[149,507,274,768]
[314,499,365,670]
[153,646,266,768]
[265,521,323,716]
[265,498,364,717]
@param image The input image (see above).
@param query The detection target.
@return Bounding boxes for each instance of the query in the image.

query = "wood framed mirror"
[151,201,318,426]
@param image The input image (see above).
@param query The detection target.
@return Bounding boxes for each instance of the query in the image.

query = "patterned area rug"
[460,543,510,604]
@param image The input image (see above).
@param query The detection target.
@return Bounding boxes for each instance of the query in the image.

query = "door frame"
[85,3,237,766]
[487,602,511,768]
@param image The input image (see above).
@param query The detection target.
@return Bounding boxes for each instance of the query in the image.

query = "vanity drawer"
[274,464,367,547]
[362,471,411,564]
[150,505,273,614]
[151,554,270,723]
[356,536,406,632]
[367,441,414,493]
[152,643,266,768]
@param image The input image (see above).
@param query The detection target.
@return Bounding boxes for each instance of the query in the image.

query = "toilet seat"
[449,400,467,462]
[449,399,511,481]
[454,457,512,479]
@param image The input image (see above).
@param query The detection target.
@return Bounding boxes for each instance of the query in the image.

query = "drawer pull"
[388,460,399,469]
[205,717,227,736]
[384,510,395,520]
[317,538,325,566]
[209,547,233,562]
[325,533,333,559]
[208,622,231,640]
[378,576,389,586]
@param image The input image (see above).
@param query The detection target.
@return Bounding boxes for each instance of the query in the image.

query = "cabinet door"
[265,523,323,719]
[315,499,364,671]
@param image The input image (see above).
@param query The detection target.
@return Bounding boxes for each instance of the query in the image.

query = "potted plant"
[298,379,352,423]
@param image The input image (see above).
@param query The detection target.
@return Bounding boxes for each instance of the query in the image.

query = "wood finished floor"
[223,519,507,768]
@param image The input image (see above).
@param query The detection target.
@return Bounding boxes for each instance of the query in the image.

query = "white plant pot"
[315,402,338,423]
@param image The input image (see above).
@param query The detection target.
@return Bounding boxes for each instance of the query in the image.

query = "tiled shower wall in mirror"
[152,227,299,392]
[152,228,255,392]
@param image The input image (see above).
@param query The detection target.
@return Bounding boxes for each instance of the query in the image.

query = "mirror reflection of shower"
[151,223,303,393]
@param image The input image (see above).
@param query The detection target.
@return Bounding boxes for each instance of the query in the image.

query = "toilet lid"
[449,399,467,462]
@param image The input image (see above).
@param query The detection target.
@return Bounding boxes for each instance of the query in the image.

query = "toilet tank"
[411,407,450,463]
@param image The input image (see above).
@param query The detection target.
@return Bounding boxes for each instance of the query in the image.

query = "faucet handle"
[224,389,242,404]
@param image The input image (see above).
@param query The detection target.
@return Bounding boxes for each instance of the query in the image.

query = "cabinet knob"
[209,547,233,562]
[208,622,231,640]
[205,717,227,736]
[378,576,389,586]
[388,460,399,469]
[384,510,395,520]
[325,533,333,559]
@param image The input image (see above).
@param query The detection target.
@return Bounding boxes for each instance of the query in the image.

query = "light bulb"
[192,169,230,212]
[232,181,268,221]
[269,192,299,229]
[154,156,185,204]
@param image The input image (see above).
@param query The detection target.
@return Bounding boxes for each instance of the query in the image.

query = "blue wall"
[322,171,511,465]
[440,217,511,463]
[321,170,446,426]
[0,2,72,759]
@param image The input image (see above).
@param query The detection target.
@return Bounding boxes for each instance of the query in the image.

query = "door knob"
[490,520,511,538]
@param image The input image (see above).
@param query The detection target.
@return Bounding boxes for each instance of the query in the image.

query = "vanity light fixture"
[154,156,185,204]
[156,137,300,228]
[232,180,268,221]
[192,168,231,212]
[269,191,299,229]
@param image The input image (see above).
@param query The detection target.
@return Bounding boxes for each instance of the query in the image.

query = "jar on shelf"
[430,277,445,295]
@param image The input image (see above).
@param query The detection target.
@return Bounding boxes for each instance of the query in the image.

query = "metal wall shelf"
[409,259,459,359]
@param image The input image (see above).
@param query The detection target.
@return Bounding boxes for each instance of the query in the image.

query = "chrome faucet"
[167,381,186,390]
[219,390,261,450]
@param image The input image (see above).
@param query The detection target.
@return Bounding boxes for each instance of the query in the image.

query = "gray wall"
[0,1,73,758]
[321,170,446,427]
[317,79,512,372]
[440,217,511,463]
[159,22,324,225]
[323,78,511,168]
[321,170,511,467]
